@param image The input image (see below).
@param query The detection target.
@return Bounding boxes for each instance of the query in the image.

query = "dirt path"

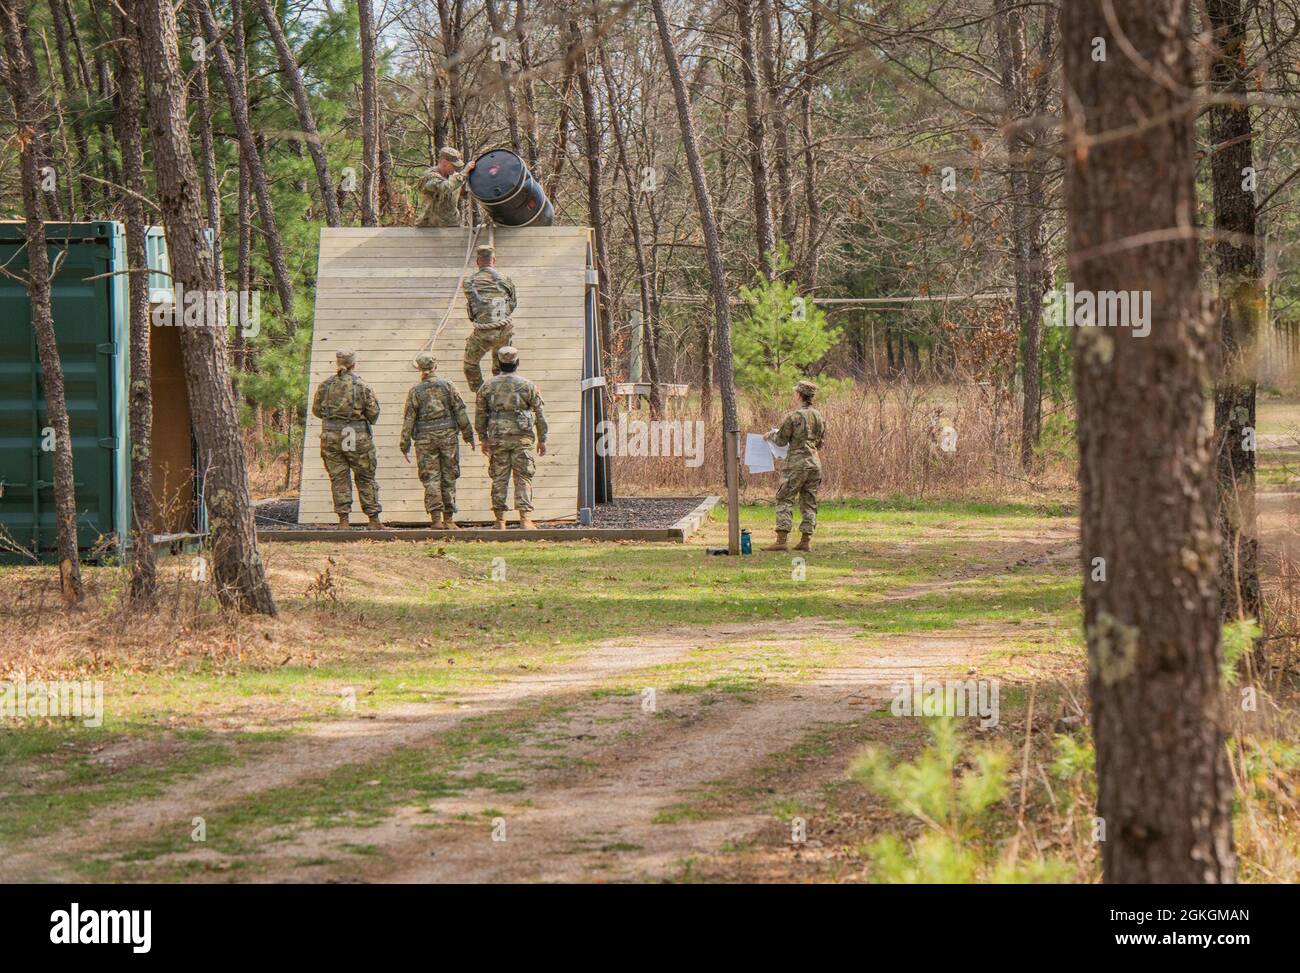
[5,524,1078,883]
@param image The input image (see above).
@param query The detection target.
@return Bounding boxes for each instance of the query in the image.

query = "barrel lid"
[468,149,527,202]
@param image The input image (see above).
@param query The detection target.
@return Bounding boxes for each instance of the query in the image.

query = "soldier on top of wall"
[400,352,475,529]
[763,379,826,552]
[416,147,476,228]
[475,346,547,530]
[312,350,383,530]
[462,243,517,392]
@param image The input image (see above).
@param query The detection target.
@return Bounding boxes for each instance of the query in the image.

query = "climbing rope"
[417,223,483,362]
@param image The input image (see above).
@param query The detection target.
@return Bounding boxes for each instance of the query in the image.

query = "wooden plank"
[301,225,590,525]
[259,527,684,543]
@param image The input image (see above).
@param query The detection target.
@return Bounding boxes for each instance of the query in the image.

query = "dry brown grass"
[611,381,1075,502]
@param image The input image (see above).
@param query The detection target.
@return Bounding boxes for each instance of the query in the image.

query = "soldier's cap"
[497,346,520,365]
[795,379,818,399]
[437,146,464,166]
[335,349,356,366]
[414,352,436,371]
[475,244,495,259]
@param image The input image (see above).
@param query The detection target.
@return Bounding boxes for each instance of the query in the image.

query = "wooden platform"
[258,497,721,544]
[300,226,591,524]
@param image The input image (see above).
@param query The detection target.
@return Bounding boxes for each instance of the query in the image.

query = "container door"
[0,231,116,558]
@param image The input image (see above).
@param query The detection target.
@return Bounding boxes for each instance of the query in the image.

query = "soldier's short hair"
[476,244,495,261]
[415,352,436,372]
[336,349,356,367]
[497,345,520,365]
[437,146,464,166]
[795,379,817,401]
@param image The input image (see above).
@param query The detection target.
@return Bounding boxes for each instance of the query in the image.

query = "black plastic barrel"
[467,149,555,227]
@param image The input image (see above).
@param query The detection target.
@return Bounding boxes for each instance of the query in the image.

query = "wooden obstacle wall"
[300,226,590,524]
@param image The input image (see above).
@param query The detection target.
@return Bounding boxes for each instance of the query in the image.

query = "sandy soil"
[3,522,1079,883]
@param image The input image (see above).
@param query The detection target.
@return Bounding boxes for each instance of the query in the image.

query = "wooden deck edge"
[672,495,722,541]
[257,526,685,543]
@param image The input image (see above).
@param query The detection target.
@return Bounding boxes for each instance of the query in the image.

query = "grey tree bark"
[192,0,297,328]
[0,0,84,604]
[652,0,741,554]
[136,0,277,616]
[256,0,342,227]
[1062,0,1235,883]
[1207,0,1264,627]
[112,3,157,603]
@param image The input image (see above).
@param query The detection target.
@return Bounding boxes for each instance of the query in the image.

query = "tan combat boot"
[494,511,508,530]
[764,530,790,551]
[520,515,537,530]
[442,516,458,531]
[793,533,811,552]
[337,513,350,529]
[366,515,383,531]
[430,512,444,529]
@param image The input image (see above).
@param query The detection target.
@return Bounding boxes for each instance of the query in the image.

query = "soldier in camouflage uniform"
[462,243,517,392]
[764,379,826,552]
[400,353,475,529]
[312,350,383,529]
[415,147,475,228]
[475,346,547,529]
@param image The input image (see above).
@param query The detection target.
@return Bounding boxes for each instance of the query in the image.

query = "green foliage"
[849,718,1071,883]
[734,249,840,397]
[1221,619,1262,687]
[237,328,312,472]
[1037,300,1075,405]
[1048,732,1094,784]
[1034,410,1077,468]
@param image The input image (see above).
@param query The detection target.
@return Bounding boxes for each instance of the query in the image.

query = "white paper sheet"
[745,433,786,473]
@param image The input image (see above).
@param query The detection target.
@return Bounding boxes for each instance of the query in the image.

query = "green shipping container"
[0,221,203,563]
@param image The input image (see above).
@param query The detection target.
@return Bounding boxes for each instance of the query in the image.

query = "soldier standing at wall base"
[416,147,476,227]
[764,379,825,552]
[462,243,517,392]
[400,353,475,529]
[312,350,383,529]
[475,346,547,529]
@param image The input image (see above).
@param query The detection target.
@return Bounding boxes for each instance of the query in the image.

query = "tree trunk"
[256,0,341,226]
[112,3,157,603]
[1062,0,1235,883]
[191,0,296,327]
[994,0,1051,470]
[757,0,796,261]
[652,0,740,554]
[485,0,523,157]
[736,0,775,278]
[546,27,578,208]
[1207,0,1264,626]
[186,7,225,290]
[797,7,820,288]
[47,0,95,211]
[136,0,277,616]
[358,0,379,225]
[598,42,662,418]
[514,0,540,168]
[571,19,613,368]
[0,0,83,604]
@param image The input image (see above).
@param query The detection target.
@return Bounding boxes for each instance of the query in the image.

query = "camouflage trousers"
[775,465,820,535]
[463,321,514,392]
[320,428,380,516]
[487,443,535,513]
[413,431,461,515]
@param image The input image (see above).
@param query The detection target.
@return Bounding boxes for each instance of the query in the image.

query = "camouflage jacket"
[475,373,547,447]
[312,371,380,426]
[462,267,518,328]
[771,406,825,470]
[400,377,473,453]
[416,168,467,227]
